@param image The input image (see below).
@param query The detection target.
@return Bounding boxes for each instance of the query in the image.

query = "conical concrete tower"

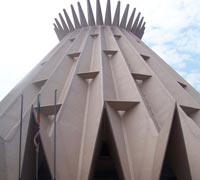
[0,0,200,180]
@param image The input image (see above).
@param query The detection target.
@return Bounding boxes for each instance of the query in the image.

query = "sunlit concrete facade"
[0,0,200,180]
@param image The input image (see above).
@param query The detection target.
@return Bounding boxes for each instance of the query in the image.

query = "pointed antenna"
[78,2,88,27]
[131,12,141,33]
[63,9,74,31]
[126,8,136,31]
[105,0,111,25]
[59,13,69,34]
[135,17,144,36]
[120,4,129,28]
[113,1,121,26]
[87,0,95,26]
[71,5,81,28]
[96,0,103,25]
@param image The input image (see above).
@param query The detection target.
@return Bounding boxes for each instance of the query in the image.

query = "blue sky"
[0,0,199,101]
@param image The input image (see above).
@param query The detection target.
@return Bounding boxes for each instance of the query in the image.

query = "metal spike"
[113,1,121,26]
[63,9,74,31]
[120,4,129,28]
[71,5,81,28]
[126,8,136,31]
[78,2,88,27]
[87,0,95,26]
[131,12,141,33]
[96,0,103,25]
[135,17,144,36]
[59,13,69,34]
[105,0,111,25]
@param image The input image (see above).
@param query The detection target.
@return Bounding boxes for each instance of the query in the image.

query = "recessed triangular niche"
[21,109,52,180]
[103,50,118,58]
[180,105,200,128]
[89,108,124,180]
[159,109,192,180]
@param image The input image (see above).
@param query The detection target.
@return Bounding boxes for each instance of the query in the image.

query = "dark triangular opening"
[159,108,192,180]
[90,108,124,180]
[21,110,52,180]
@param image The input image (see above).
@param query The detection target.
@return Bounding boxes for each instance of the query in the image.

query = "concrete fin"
[71,5,81,28]
[126,8,136,31]
[68,52,81,59]
[103,50,118,58]
[138,22,145,39]
[63,9,75,31]
[53,23,62,41]
[55,18,64,33]
[114,34,122,39]
[105,0,111,25]
[77,71,99,80]
[140,54,150,60]
[106,101,139,111]
[78,2,88,27]
[113,1,121,26]
[90,33,99,39]
[178,81,187,88]
[87,0,95,26]
[96,0,103,25]
[59,13,69,33]
[32,79,48,88]
[135,17,144,36]
[35,104,62,116]
[120,4,129,28]
[131,73,152,81]
[131,12,141,33]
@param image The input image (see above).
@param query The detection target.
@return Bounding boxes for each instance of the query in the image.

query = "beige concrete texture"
[0,0,200,180]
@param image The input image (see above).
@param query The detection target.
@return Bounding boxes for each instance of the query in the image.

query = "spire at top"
[54,0,146,41]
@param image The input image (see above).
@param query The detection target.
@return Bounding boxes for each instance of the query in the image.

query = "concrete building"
[0,0,200,179]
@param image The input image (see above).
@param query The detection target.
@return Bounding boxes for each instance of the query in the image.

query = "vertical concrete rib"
[120,4,129,28]
[105,0,111,25]
[77,2,88,27]
[63,9,74,31]
[87,0,95,26]
[71,5,81,28]
[126,8,136,31]
[131,12,141,33]
[113,1,121,26]
[96,0,103,25]
[59,13,69,34]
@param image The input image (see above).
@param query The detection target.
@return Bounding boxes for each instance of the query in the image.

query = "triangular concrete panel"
[106,100,139,111]
[131,73,152,81]
[77,71,99,80]
[68,52,81,59]
[32,79,48,88]
[34,104,62,116]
